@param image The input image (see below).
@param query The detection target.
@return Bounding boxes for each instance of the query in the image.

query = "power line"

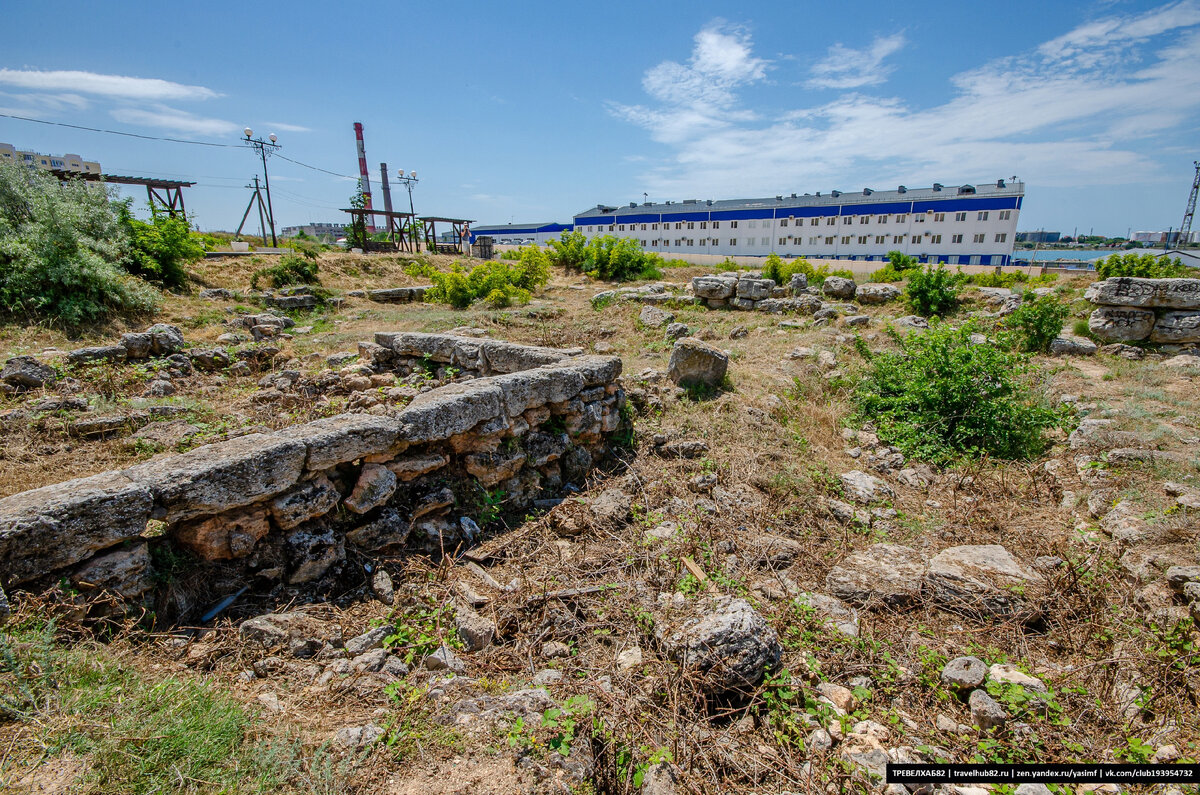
[274,152,357,180]
[0,112,240,147]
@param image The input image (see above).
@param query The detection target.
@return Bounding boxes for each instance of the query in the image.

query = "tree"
[344,180,369,249]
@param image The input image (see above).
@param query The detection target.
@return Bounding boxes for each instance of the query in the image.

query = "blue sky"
[2,0,1198,237]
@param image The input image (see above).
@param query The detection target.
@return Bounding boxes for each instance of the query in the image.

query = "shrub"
[867,264,908,283]
[0,162,160,327]
[1000,293,1071,353]
[250,254,320,290]
[116,203,203,289]
[905,264,962,317]
[425,249,551,309]
[969,270,1029,288]
[1095,252,1192,279]
[546,230,588,271]
[762,253,814,286]
[852,321,1065,463]
[555,234,662,282]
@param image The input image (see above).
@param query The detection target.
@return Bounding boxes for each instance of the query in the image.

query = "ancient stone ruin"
[1086,277,1200,345]
[0,333,628,618]
[690,272,900,313]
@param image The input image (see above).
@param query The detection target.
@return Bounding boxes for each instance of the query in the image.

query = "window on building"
[825,236,835,245]
[860,216,869,224]
[618,225,624,231]
[780,218,788,227]
[931,234,942,244]
[843,216,852,225]
[952,234,963,244]
[969,255,982,265]
[687,222,694,229]
[825,217,835,226]
[934,213,945,222]
[999,210,1011,220]
[729,239,737,246]
[955,212,967,222]
[973,233,985,243]
[878,215,889,224]
[746,220,756,228]
[700,221,707,229]
[730,221,738,228]
[688,239,695,246]
[875,235,886,244]
[893,235,904,244]
[858,235,868,244]
[641,224,647,231]
[896,214,907,223]
[762,237,770,245]
[810,218,818,226]
[915,214,925,222]
[995,233,1007,243]
[977,211,989,221]
[641,240,646,247]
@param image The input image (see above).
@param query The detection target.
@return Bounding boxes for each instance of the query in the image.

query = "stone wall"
[690,273,899,313]
[1085,278,1200,345]
[0,335,627,615]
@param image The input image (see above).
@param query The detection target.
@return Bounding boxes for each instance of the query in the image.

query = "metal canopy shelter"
[340,208,416,252]
[419,216,472,255]
[50,169,194,219]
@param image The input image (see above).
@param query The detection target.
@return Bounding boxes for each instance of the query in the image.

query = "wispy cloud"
[610,6,1200,197]
[264,121,311,133]
[806,33,906,90]
[110,105,239,137]
[0,69,219,101]
[0,90,89,112]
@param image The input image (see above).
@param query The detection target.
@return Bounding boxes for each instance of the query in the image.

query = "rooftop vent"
[683,198,698,204]
[863,188,873,196]
[815,191,821,196]
[996,179,1006,188]
[831,190,841,197]
[706,199,713,206]
[629,202,637,208]
[932,183,943,192]
[958,185,976,195]
[776,195,783,201]
[897,185,907,193]
[791,193,797,198]
[643,201,652,206]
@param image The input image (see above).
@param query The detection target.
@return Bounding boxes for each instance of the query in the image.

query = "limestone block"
[343,465,397,514]
[1149,310,1200,343]
[1085,277,1200,309]
[126,432,306,523]
[269,475,341,530]
[667,338,728,388]
[1088,306,1155,342]
[400,380,505,443]
[174,506,271,560]
[691,276,737,300]
[925,545,1044,618]
[276,413,399,471]
[0,471,153,585]
[736,278,775,301]
[385,451,449,481]
[70,541,152,598]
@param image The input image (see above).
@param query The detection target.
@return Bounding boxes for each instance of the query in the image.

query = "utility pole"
[235,176,269,246]
[396,169,419,252]
[242,128,280,247]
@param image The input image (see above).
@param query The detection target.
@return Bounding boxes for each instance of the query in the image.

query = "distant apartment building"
[281,222,347,240]
[1132,230,1200,245]
[1016,230,1060,243]
[0,143,101,174]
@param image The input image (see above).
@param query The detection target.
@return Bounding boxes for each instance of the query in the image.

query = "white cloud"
[806,33,906,90]
[0,90,89,112]
[0,69,219,101]
[264,121,311,133]
[110,105,239,137]
[640,20,768,109]
[610,7,1200,197]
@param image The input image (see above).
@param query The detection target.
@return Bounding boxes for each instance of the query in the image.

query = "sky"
[1,0,1199,238]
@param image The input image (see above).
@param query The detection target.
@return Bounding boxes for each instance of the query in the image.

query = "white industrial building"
[573,181,1023,267]
[468,221,574,246]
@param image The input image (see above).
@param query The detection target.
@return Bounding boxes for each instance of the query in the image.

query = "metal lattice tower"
[1180,160,1200,246]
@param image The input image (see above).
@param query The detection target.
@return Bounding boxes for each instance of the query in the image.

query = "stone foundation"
[0,335,628,616]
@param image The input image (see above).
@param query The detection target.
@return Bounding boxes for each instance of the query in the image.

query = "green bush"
[762,253,814,286]
[425,248,551,309]
[250,254,320,290]
[0,162,160,327]
[546,230,588,271]
[1095,252,1191,279]
[969,270,1029,288]
[852,321,1065,463]
[548,230,660,281]
[905,264,963,316]
[1000,293,1071,353]
[116,202,203,289]
[867,264,908,283]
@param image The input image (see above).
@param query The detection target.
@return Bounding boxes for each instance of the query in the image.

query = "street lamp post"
[396,170,419,251]
[243,128,280,247]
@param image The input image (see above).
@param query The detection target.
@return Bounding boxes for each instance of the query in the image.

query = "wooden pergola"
[419,216,472,255]
[340,208,417,253]
[50,169,195,218]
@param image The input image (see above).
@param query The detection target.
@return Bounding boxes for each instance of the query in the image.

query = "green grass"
[1,619,362,794]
